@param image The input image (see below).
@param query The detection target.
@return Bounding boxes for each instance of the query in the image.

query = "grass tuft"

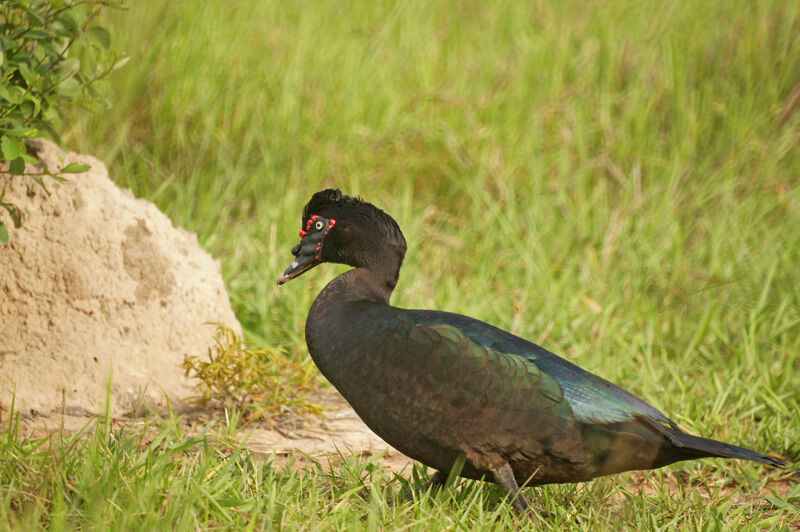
[181,324,321,423]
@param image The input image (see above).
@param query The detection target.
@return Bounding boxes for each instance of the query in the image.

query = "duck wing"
[403,309,677,429]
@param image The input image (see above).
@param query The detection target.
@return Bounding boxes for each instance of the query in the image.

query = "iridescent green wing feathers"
[382,315,577,443]
[403,309,678,430]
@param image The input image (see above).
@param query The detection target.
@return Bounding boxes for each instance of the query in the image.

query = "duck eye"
[314,220,324,231]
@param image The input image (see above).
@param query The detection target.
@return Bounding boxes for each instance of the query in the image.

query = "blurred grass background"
[64,0,800,428]
[38,0,800,526]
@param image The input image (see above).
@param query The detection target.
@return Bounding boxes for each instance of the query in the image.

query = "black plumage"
[277,189,786,515]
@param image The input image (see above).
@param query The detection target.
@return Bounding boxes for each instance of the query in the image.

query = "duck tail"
[666,430,787,467]
[636,415,787,467]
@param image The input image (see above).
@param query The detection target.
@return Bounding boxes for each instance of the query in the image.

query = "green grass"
[5,0,800,528]
[1,405,797,530]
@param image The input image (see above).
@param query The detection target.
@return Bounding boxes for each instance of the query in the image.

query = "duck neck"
[336,242,403,304]
[314,251,400,307]
[343,264,399,305]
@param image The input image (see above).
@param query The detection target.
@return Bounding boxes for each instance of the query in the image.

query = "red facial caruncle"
[299,215,317,237]
[298,215,336,260]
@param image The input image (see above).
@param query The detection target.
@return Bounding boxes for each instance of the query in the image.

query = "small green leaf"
[23,94,41,115]
[1,136,24,161]
[0,221,8,245]
[17,62,36,84]
[60,163,91,174]
[0,200,21,228]
[88,26,111,49]
[56,78,81,98]
[9,157,25,175]
[58,12,80,33]
[112,57,131,71]
[25,28,53,40]
[25,9,45,26]
[20,100,36,117]
[34,176,51,196]
[4,85,26,104]
[0,125,33,138]
[58,58,81,79]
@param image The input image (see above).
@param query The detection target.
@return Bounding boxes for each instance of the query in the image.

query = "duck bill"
[277,249,320,285]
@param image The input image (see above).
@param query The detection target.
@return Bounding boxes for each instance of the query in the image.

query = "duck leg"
[491,463,551,518]
[396,470,448,503]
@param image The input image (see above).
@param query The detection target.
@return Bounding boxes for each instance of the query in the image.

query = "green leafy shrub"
[0,0,126,244]
[182,325,322,422]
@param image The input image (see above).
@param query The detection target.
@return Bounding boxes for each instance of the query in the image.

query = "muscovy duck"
[277,189,785,515]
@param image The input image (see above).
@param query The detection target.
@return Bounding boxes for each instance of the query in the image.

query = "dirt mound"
[0,139,240,418]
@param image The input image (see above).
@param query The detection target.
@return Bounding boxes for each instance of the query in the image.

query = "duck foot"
[491,463,551,518]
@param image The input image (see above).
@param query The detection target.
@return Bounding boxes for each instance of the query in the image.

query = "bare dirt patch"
[3,391,411,474]
[235,393,413,474]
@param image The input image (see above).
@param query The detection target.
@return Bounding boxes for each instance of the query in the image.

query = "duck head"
[277,189,407,286]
